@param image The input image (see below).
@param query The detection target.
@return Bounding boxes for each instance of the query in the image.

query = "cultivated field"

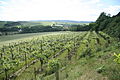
[0,31,120,80]
[0,32,69,46]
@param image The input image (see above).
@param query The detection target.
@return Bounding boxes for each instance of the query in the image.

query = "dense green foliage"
[90,12,120,38]
[21,25,62,33]
[68,24,90,31]
[114,53,120,64]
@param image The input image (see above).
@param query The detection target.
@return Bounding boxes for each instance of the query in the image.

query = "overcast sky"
[0,0,120,21]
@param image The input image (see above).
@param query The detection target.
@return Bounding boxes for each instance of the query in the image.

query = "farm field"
[0,32,69,46]
[35,21,89,26]
[0,31,120,80]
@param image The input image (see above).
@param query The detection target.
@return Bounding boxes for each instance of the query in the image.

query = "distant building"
[0,32,2,36]
[18,29,22,32]
[51,24,63,27]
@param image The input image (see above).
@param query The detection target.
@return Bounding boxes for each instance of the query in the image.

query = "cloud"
[0,1,8,5]
[104,5,120,15]
[0,0,119,21]
[88,0,100,4]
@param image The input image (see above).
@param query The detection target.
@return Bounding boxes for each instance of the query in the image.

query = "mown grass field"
[0,31,120,80]
[38,21,89,26]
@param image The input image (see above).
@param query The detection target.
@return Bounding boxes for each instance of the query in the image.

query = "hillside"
[90,12,120,38]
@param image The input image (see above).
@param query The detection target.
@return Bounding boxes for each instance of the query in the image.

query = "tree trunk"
[5,68,8,80]
[55,70,59,80]
[96,38,100,44]
[67,49,71,60]
[40,41,43,53]
[40,60,43,71]
[1,47,4,58]
[25,53,27,68]
[34,68,37,80]
[0,52,2,58]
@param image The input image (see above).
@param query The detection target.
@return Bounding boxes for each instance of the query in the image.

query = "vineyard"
[0,31,120,80]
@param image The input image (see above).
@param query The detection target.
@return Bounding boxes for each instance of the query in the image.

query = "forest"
[90,12,120,39]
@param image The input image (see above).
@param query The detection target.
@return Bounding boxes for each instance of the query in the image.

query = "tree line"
[0,21,91,35]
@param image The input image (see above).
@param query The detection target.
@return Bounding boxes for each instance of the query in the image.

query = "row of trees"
[68,24,90,31]
[0,25,63,35]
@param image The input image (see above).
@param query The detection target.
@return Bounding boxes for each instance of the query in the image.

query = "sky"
[0,0,120,21]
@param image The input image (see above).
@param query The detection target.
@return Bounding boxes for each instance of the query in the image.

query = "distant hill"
[0,20,92,28]
[31,20,93,23]
[0,20,91,34]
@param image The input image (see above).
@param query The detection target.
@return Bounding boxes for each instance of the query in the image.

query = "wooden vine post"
[48,59,60,80]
